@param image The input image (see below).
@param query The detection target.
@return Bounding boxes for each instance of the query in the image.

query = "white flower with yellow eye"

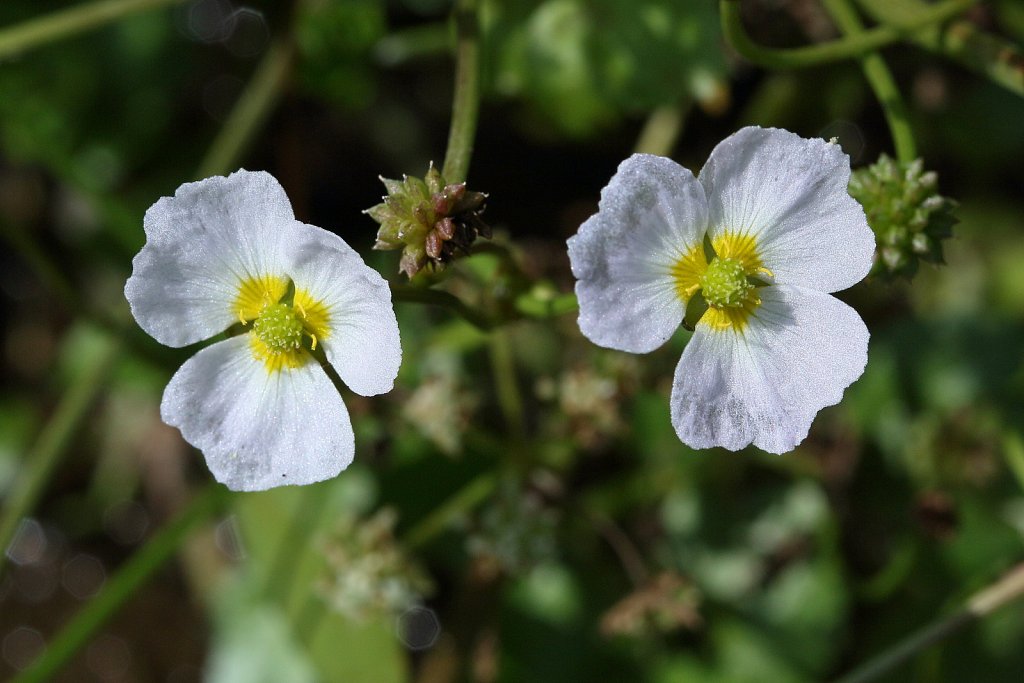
[125,170,401,491]
[567,127,874,453]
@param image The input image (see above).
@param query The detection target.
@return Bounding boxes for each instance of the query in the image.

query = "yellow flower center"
[670,231,771,332]
[234,276,332,373]
[699,257,751,308]
[253,303,304,352]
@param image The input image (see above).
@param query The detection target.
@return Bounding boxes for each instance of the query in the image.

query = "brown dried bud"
[365,163,490,278]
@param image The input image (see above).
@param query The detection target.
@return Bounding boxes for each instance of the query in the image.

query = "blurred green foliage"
[2,0,1024,682]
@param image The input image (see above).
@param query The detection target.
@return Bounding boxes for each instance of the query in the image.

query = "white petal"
[285,222,401,396]
[125,170,294,347]
[161,336,354,491]
[567,153,709,353]
[699,127,874,293]
[670,285,868,453]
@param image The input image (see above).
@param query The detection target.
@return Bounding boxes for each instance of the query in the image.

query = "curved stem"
[858,0,1023,97]
[0,0,187,59]
[198,36,296,178]
[390,283,494,330]
[833,563,1024,683]
[12,484,229,683]
[441,0,481,184]
[720,0,975,69]
[822,0,917,162]
[0,335,121,580]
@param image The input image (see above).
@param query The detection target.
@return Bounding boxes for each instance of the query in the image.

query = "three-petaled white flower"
[567,127,874,453]
[126,170,401,491]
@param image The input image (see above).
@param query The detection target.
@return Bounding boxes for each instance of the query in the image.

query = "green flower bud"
[848,155,958,280]
[365,163,490,278]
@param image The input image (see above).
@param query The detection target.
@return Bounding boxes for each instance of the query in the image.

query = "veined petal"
[671,284,868,453]
[125,170,294,347]
[699,127,874,294]
[286,222,401,396]
[568,153,709,353]
[161,336,354,491]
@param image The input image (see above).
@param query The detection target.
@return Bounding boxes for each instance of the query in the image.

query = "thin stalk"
[858,0,1022,97]
[0,335,121,579]
[719,0,975,69]
[822,0,917,163]
[198,37,296,178]
[633,104,689,157]
[402,472,498,550]
[390,283,494,330]
[488,332,526,438]
[833,563,1024,683]
[0,0,187,59]
[441,0,481,184]
[12,484,228,683]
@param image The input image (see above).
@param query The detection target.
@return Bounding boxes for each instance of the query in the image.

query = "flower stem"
[489,332,526,438]
[0,333,121,580]
[440,0,482,184]
[198,36,296,179]
[719,0,974,70]
[402,472,498,550]
[832,563,1024,683]
[858,0,1023,98]
[11,484,228,683]
[633,103,690,157]
[390,283,494,330]
[822,0,917,163]
[0,0,188,59]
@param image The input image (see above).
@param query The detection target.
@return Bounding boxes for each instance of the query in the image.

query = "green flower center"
[699,257,753,308]
[252,303,304,352]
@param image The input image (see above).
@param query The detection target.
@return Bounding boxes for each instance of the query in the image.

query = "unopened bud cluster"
[848,155,957,279]
[366,164,489,278]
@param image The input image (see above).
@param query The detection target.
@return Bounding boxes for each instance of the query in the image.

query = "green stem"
[441,0,482,184]
[0,0,188,59]
[489,332,526,438]
[0,334,121,580]
[1003,430,1024,494]
[198,37,296,178]
[858,0,1023,97]
[12,484,228,683]
[822,0,917,163]
[401,472,498,550]
[719,0,975,69]
[833,563,1024,683]
[633,104,689,157]
[390,283,494,330]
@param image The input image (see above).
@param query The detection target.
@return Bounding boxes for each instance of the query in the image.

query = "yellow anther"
[310,333,318,351]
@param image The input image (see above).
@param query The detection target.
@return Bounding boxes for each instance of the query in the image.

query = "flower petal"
[161,336,354,491]
[568,153,709,353]
[699,126,874,293]
[670,284,868,453]
[286,222,401,396]
[125,170,294,347]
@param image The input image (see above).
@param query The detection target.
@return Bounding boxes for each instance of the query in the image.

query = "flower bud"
[365,163,490,278]
[848,155,958,280]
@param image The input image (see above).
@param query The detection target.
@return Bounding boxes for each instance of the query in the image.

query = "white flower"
[125,170,402,491]
[567,127,874,453]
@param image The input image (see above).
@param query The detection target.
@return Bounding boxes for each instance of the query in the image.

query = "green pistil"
[699,257,752,308]
[252,303,304,352]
